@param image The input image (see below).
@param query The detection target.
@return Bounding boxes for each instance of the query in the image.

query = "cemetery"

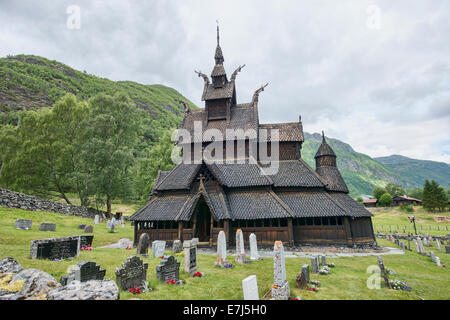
[0,206,449,300]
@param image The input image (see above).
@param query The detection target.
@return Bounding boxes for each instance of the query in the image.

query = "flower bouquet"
[129,287,142,295]
[310,280,320,287]
[389,280,411,291]
[80,244,92,251]
[319,266,330,275]
[193,272,204,277]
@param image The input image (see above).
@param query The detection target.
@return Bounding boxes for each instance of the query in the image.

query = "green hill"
[375,155,450,189]
[0,54,196,143]
[301,133,419,197]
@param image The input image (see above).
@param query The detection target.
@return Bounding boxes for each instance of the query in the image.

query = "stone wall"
[0,188,106,218]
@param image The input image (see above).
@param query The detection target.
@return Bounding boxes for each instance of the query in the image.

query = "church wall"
[316,156,337,167]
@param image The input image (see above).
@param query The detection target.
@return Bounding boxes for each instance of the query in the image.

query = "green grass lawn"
[0,207,449,300]
[370,206,450,236]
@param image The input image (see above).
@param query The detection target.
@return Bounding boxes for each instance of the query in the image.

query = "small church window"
[271,218,279,227]
[263,219,271,227]
[279,219,287,227]
[314,217,322,226]
[329,217,337,225]
[255,220,262,227]
[306,218,314,225]
[322,217,329,225]
[337,217,343,225]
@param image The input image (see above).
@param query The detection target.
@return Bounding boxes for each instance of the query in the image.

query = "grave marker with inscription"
[156,256,180,283]
[249,233,260,261]
[39,223,56,232]
[183,240,197,276]
[235,229,246,263]
[60,261,106,286]
[15,219,32,230]
[271,241,290,300]
[242,275,259,300]
[137,233,150,258]
[152,240,166,258]
[115,256,149,292]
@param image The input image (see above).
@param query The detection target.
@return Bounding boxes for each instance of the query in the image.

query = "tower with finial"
[314,131,349,193]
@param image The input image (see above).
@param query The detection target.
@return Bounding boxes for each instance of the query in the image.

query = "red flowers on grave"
[306,287,318,292]
[165,278,176,285]
[160,256,165,259]
[129,287,141,294]
[80,244,92,251]
[126,245,132,250]
[193,272,203,277]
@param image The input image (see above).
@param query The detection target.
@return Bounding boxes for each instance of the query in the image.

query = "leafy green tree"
[373,186,387,200]
[378,193,392,207]
[385,183,405,197]
[81,92,139,215]
[134,129,177,200]
[408,187,423,200]
[356,197,364,206]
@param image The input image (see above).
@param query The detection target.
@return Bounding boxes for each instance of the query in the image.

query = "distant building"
[392,195,422,206]
[363,199,378,208]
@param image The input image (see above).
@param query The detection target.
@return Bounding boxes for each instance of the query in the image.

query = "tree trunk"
[107,194,112,217]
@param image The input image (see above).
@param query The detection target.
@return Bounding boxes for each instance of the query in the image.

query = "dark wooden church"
[129,27,375,247]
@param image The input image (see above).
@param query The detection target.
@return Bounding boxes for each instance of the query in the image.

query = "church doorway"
[193,196,212,242]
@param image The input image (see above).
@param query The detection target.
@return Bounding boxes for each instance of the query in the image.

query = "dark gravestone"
[301,264,310,283]
[295,271,307,289]
[377,255,392,289]
[84,225,94,233]
[79,235,94,247]
[156,256,181,282]
[60,261,106,285]
[15,219,32,230]
[78,224,87,230]
[39,223,56,232]
[137,233,150,257]
[445,246,450,254]
[115,256,149,291]
[30,236,79,260]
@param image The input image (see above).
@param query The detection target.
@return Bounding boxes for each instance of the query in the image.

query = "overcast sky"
[1,0,449,163]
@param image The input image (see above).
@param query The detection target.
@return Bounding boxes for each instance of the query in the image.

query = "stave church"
[129,27,376,247]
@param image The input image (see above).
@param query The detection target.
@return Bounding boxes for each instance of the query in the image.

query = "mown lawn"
[370,207,450,236]
[0,207,449,300]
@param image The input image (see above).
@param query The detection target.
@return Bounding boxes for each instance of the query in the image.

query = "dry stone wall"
[0,188,106,218]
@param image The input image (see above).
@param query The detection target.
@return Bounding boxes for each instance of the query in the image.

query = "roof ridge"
[297,158,328,187]
[323,192,349,216]
[268,190,295,218]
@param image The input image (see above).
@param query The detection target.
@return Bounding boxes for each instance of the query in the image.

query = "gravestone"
[377,255,391,289]
[106,220,111,228]
[15,219,32,230]
[249,233,260,261]
[84,225,93,233]
[242,275,259,300]
[320,255,326,266]
[115,256,149,292]
[271,241,290,300]
[156,256,180,282]
[172,240,182,253]
[137,233,150,257]
[417,238,426,255]
[118,238,133,249]
[436,257,441,267]
[78,224,87,230]
[191,238,199,246]
[152,240,166,258]
[435,240,441,250]
[215,231,228,267]
[39,223,56,232]
[414,239,420,253]
[111,217,117,227]
[30,236,80,260]
[423,238,428,247]
[295,271,307,289]
[79,235,94,247]
[445,246,450,254]
[430,251,436,263]
[183,240,197,276]
[302,264,310,283]
[60,261,106,286]
[235,229,246,263]
[311,256,319,273]
[94,215,99,225]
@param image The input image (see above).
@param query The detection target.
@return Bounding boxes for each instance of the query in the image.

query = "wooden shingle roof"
[329,193,373,217]
[316,166,349,193]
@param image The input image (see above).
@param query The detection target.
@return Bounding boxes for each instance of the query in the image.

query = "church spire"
[214,21,224,65]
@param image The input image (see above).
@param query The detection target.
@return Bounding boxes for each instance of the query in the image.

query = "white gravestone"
[271,241,290,300]
[152,240,166,258]
[215,231,228,267]
[94,215,99,225]
[430,251,436,262]
[235,229,246,263]
[242,275,259,300]
[183,240,198,276]
[249,233,260,261]
[106,220,111,229]
[436,257,441,267]
[436,239,441,250]
[414,239,419,253]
